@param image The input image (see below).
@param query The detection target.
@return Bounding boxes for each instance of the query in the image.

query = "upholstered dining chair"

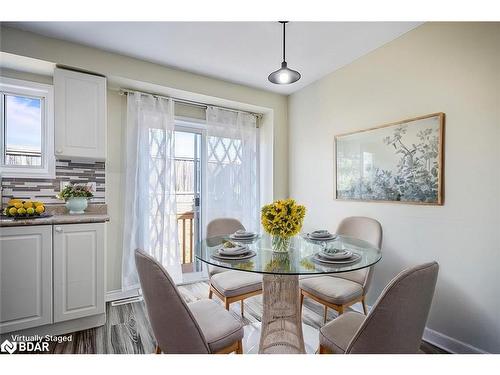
[318,261,439,354]
[300,216,383,323]
[206,218,263,316]
[135,249,244,354]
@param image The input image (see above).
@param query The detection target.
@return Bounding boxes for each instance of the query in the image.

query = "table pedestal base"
[259,274,305,354]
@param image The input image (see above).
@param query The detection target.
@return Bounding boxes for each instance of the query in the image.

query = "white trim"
[105,288,140,302]
[350,302,489,354]
[422,327,488,354]
[0,76,55,179]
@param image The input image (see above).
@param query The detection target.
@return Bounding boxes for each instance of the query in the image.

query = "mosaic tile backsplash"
[1,160,105,206]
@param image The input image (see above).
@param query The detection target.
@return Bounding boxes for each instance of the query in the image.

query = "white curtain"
[205,107,259,233]
[122,92,180,291]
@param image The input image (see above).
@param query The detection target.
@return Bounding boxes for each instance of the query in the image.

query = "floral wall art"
[335,113,444,205]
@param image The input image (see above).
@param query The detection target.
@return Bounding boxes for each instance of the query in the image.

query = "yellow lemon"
[17,207,26,215]
[23,201,33,209]
[9,207,17,216]
[26,207,35,215]
[35,205,45,214]
[34,201,43,207]
[14,202,23,209]
[8,199,22,205]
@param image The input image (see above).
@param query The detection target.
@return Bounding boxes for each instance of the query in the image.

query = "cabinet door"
[54,68,107,160]
[53,223,105,323]
[0,225,52,333]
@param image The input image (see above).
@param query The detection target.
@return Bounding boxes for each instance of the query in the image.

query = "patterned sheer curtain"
[205,107,259,233]
[122,92,180,291]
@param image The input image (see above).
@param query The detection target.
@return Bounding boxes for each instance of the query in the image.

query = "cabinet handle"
[56,149,62,154]
[55,227,63,233]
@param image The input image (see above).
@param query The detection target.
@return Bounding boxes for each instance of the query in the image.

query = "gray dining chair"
[300,216,383,322]
[206,218,263,316]
[135,249,244,354]
[319,261,439,354]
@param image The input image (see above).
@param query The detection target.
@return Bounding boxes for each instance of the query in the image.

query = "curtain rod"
[118,88,263,119]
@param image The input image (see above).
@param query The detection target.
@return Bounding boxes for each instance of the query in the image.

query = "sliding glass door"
[174,125,204,282]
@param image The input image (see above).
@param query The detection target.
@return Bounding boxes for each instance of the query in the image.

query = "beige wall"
[0,26,289,293]
[288,22,500,353]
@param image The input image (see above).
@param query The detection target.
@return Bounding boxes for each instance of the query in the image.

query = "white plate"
[305,233,337,241]
[310,230,332,238]
[319,250,353,260]
[211,251,256,261]
[312,253,361,265]
[229,233,258,240]
[218,246,250,256]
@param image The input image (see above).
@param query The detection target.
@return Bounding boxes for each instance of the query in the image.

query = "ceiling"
[6,22,422,95]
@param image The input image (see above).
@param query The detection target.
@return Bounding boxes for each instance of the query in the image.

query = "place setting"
[311,244,361,266]
[211,239,257,261]
[303,229,337,243]
[228,229,260,242]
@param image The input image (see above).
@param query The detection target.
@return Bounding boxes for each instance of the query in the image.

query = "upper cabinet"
[54,68,107,160]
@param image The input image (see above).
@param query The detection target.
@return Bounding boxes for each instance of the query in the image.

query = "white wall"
[288,22,500,353]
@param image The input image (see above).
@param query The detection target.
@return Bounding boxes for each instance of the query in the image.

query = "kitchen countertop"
[0,213,110,227]
[0,204,109,227]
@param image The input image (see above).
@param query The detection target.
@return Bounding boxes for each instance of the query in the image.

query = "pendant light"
[268,21,301,85]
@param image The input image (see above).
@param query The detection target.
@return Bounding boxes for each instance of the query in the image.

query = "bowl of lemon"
[2,199,48,219]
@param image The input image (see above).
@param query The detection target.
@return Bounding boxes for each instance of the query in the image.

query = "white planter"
[65,197,88,214]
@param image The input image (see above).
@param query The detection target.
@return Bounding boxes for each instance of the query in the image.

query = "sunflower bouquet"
[261,199,306,252]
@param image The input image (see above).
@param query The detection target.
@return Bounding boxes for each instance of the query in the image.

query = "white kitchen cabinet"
[54,68,107,160]
[53,223,105,323]
[0,225,53,333]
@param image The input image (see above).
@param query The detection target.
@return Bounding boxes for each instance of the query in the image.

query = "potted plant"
[57,184,94,214]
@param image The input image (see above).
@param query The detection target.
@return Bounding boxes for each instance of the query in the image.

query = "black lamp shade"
[268,62,301,84]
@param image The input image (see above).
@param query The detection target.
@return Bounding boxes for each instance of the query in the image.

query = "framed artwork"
[335,113,445,205]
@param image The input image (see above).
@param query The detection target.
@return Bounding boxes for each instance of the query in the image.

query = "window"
[0,77,54,178]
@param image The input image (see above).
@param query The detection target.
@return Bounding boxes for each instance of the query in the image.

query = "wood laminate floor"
[6,281,447,354]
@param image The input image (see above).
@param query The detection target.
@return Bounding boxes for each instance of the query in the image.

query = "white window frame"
[0,77,55,179]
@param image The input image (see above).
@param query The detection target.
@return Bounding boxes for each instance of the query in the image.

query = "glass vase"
[271,235,292,253]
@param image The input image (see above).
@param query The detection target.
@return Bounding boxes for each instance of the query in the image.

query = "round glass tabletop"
[195,233,382,275]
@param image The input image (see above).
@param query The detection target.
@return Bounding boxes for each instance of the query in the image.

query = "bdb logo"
[1,339,17,354]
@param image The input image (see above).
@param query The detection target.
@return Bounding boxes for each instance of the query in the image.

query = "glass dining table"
[195,232,382,354]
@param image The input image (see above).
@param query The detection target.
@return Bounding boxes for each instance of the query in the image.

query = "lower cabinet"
[53,223,105,322]
[0,225,53,333]
[0,222,106,334]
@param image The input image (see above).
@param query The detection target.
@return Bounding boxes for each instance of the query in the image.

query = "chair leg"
[362,297,368,315]
[225,299,230,310]
[236,340,243,354]
[208,287,213,299]
[300,292,304,310]
[240,300,244,316]
[338,305,344,315]
[318,344,328,354]
[323,305,328,324]
[155,345,161,354]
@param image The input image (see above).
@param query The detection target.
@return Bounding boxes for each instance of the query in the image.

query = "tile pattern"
[2,281,447,354]
[1,159,105,205]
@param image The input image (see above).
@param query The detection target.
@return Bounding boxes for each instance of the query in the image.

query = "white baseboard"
[422,327,488,354]
[349,302,488,354]
[105,288,140,302]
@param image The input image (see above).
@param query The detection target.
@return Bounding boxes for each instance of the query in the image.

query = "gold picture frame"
[334,113,445,205]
